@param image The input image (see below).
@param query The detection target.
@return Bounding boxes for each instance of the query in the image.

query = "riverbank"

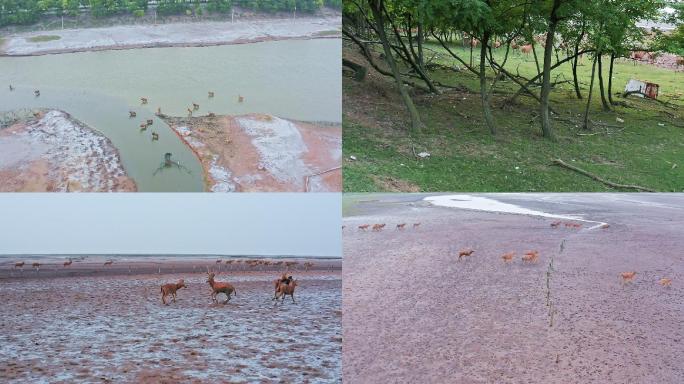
[0,15,340,56]
[0,110,136,192]
[163,113,341,192]
[343,193,683,383]
[0,266,341,382]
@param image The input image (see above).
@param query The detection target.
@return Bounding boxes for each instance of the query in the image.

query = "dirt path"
[0,266,341,383]
[0,110,136,192]
[163,114,341,192]
[0,16,340,56]
[343,193,684,383]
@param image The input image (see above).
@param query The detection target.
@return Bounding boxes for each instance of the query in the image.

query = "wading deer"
[34,90,40,97]
[208,91,215,98]
[146,119,153,126]
[8,85,14,91]
[161,279,186,305]
[140,97,148,104]
[238,95,244,103]
[620,271,637,285]
[139,123,148,131]
[129,111,136,118]
[151,132,159,141]
[207,272,236,304]
[208,112,216,118]
[358,224,370,231]
[396,223,407,230]
[187,108,193,116]
[192,103,199,110]
[458,249,475,260]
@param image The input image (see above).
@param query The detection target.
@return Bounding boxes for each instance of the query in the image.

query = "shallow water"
[0,38,341,191]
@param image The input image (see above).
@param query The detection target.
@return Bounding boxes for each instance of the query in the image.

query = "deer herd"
[159,272,298,306]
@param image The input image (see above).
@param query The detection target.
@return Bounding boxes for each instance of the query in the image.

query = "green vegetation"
[343,0,683,192]
[0,0,339,26]
[27,34,61,42]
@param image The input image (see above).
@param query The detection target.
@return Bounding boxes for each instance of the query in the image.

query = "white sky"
[0,193,341,257]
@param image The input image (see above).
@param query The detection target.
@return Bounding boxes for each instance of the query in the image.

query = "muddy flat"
[343,193,683,383]
[0,261,341,383]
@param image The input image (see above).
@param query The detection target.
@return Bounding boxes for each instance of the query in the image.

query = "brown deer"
[139,122,148,131]
[32,262,41,268]
[192,103,199,110]
[458,249,475,260]
[413,222,421,229]
[501,252,515,263]
[161,279,186,305]
[396,223,407,230]
[550,221,561,228]
[207,272,236,304]
[14,262,24,268]
[358,224,370,231]
[372,223,386,231]
[208,112,216,118]
[274,277,298,304]
[187,108,193,116]
[659,277,672,287]
[520,44,533,56]
[303,261,314,271]
[216,259,222,264]
[156,107,162,116]
[104,260,113,266]
[63,259,72,267]
[620,271,637,285]
[238,95,244,103]
[522,251,539,264]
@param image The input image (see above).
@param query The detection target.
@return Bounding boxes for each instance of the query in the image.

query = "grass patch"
[343,45,684,192]
[27,35,61,43]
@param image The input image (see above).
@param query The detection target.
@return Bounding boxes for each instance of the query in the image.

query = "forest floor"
[342,193,683,383]
[343,43,684,192]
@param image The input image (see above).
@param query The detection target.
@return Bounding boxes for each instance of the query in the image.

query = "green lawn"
[27,35,61,42]
[343,43,684,192]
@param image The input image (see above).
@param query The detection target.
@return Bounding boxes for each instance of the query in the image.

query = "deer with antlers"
[161,279,186,305]
[273,274,298,304]
[207,272,236,304]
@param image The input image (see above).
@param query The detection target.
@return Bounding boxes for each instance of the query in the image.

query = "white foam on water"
[425,195,607,230]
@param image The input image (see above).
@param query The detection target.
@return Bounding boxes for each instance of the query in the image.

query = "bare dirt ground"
[0,110,136,192]
[164,114,341,192]
[0,258,341,383]
[343,193,684,383]
[0,15,340,56]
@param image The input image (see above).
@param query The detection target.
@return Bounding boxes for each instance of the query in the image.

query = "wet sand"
[0,258,341,383]
[343,193,684,383]
[0,16,340,57]
[163,114,341,192]
[0,110,136,192]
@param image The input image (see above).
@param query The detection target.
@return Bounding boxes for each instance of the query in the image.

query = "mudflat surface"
[342,193,684,383]
[1,16,341,56]
[0,267,341,383]
[164,114,341,192]
[0,110,136,192]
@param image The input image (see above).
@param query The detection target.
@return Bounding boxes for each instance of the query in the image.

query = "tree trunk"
[417,22,425,72]
[540,2,561,140]
[583,54,598,130]
[532,43,542,77]
[597,53,611,111]
[608,53,615,105]
[572,21,585,99]
[480,32,496,135]
[370,1,422,133]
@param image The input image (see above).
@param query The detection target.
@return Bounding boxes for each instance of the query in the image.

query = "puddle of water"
[425,194,607,229]
[0,38,341,191]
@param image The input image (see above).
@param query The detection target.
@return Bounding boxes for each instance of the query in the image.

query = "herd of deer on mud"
[160,272,298,306]
[348,218,674,289]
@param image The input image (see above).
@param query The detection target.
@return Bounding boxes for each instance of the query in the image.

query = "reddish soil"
[163,114,341,192]
[0,257,341,383]
[343,193,684,383]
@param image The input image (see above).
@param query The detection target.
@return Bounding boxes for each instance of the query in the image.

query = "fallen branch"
[304,166,342,192]
[552,158,656,192]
